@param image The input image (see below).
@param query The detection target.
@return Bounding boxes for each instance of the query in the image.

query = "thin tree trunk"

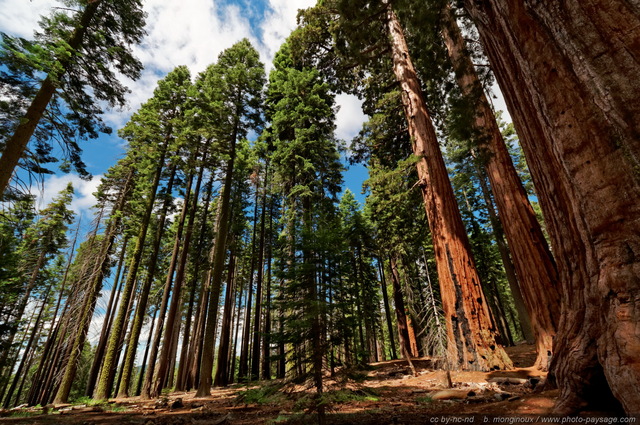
[239,190,260,381]
[85,236,128,397]
[251,166,269,379]
[135,308,157,397]
[2,290,48,407]
[53,169,134,403]
[230,265,246,385]
[113,284,139,397]
[385,4,511,370]
[389,255,412,358]
[142,172,193,399]
[213,250,237,387]
[261,195,274,380]
[119,164,177,397]
[377,258,397,360]
[441,5,557,369]
[196,130,238,397]
[0,249,47,374]
[475,166,533,343]
[152,158,204,397]
[26,221,79,406]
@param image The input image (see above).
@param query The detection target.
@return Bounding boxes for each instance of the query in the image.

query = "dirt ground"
[0,344,627,424]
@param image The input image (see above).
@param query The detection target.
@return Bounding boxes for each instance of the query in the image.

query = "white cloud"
[0,0,61,38]
[34,173,102,216]
[334,93,367,142]
[259,0,316,69]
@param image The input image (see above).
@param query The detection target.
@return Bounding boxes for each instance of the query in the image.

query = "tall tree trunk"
[0,249,47,374]
[187,197,223,390]
[389,255,412,358]
[377,258,397,360]
[213,250,237,387]
[464,0,640,413]
[152,156,205,397]
[85,236,128,397]
[118,163,177,397]
[95,147,168,400]
[230,263,246,385]
[142,172,193,399]
[113,282,139,397]
[196,133,238,397]
[53,169,134,404]
[177,177,214,391]
[3,290,48,407]
[0,0,102,195]
[440,5,558,370]
[251,166,269,379]
[135,308,157,396]
[27,221,80,405]
[261,196,274,380]
[239,190,260,381]
[385,4,511,370]
[475,167,533,343]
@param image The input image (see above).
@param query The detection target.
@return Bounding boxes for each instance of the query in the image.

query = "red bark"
[386,5,511,371]
[464,0,640,413]
[440,6,560,370]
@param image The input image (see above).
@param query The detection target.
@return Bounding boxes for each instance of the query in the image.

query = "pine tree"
[267,40,343,423]
[94,65,192,400]
[196,39,265,396]
[0,0,146,195]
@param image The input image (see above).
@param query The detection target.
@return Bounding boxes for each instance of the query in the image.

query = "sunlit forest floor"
[1,344,613,424]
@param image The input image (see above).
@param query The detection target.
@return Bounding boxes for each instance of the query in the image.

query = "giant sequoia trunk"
[385,5,511,371]
[440,6,560,370]
[463,0,640,413]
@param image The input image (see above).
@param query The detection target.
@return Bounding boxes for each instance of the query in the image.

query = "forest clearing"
[1,344,567,424]
[0,0,639,423]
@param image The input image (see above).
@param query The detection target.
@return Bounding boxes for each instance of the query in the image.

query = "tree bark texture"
[150,171,197,398]
[196,135,237,397]
[85,236,128,397]
[54,169,134,403]
[441,6,559,370]
[464,0,640,413]
[118,163,177,397]
[378,259,398,360]
[386,6,511,371]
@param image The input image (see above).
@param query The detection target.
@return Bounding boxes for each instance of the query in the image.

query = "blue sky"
[0,0,370,214]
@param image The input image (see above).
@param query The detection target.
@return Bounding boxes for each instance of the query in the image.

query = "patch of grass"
[324,389,380,404]
[292,394,313,412]
[9,410,38,418]
[104,405,127,413]
[345,371,369,382]
[416,395,433,404]
[235,384,286,406]
[71,396,106,406]
[268,413,305,424]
